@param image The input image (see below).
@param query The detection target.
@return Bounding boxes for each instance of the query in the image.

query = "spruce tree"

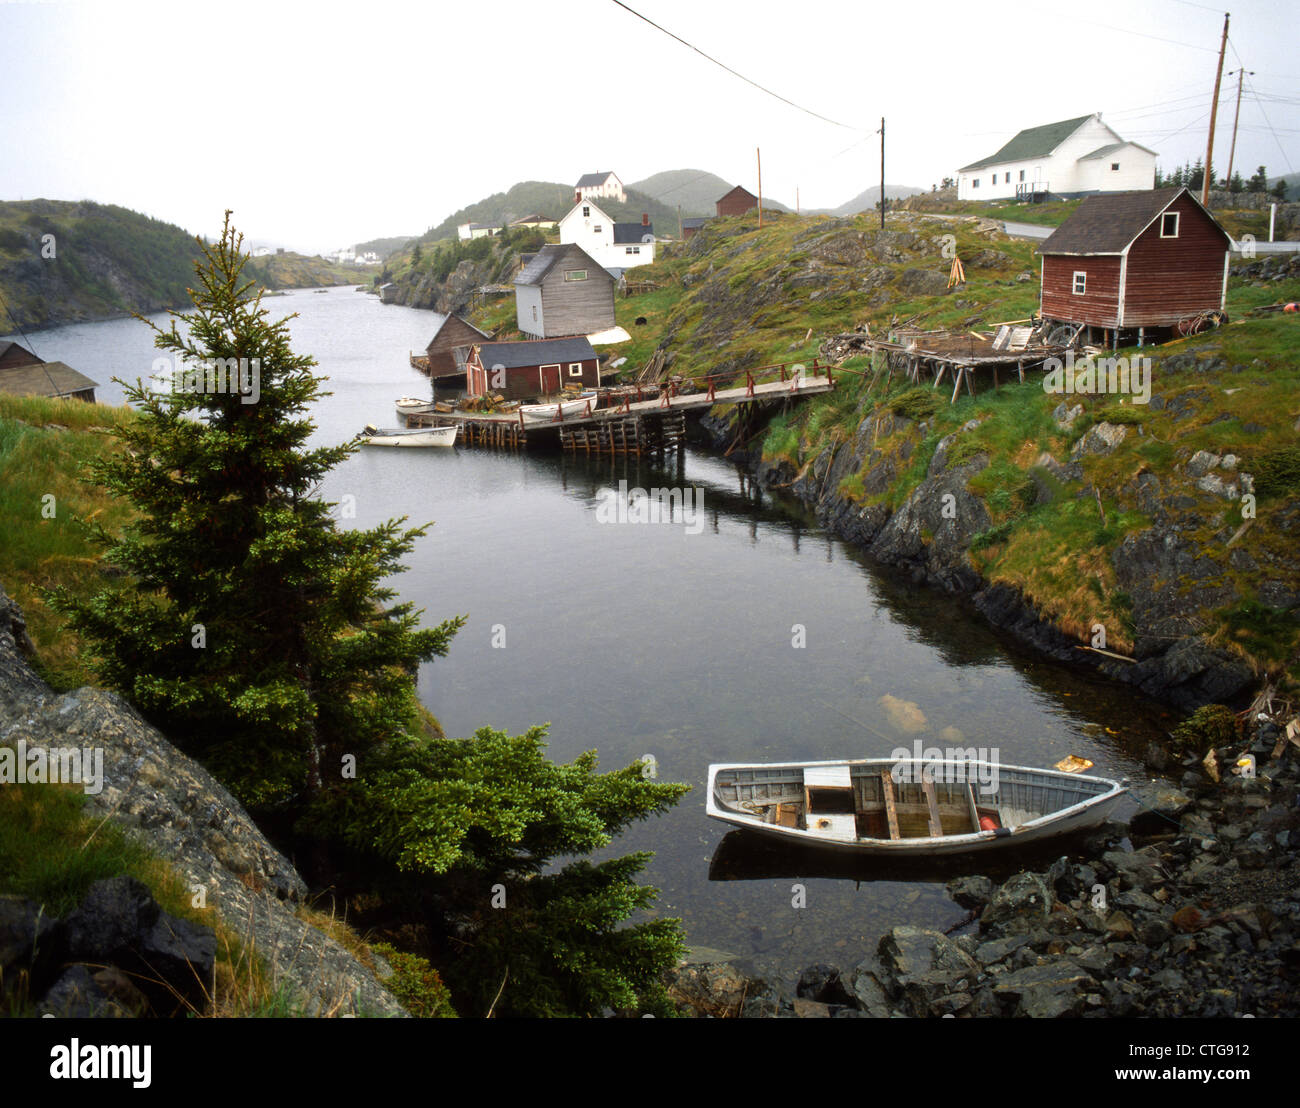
[47,212,464,809]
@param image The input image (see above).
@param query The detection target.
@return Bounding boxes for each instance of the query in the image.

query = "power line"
[609,0,864,131]
[0,295,83,403]
[1244,74,1296,175]
[1075,18,1220,52]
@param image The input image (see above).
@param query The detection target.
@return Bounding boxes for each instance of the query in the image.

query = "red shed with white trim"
[1039,187,1231,341]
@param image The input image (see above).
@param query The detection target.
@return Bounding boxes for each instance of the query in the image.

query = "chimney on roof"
[641,212,648,225]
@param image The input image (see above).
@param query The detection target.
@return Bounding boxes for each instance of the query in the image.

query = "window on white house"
[582,206,590,217]
[1073,271,1087,294]
[972,179,980,188]
[632,246,640,254]
[1111,162,1120,171]
[1019,170,1025,182]
[532,305,538,321]
[626,246,633,254]
[1161,212,1179,237]
[568,363,583,377]
[565,270,588,281]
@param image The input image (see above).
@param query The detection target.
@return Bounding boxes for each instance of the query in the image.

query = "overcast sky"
[3,0,1296,253]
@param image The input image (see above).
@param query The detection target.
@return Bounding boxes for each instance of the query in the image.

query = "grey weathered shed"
[513,244,616,338]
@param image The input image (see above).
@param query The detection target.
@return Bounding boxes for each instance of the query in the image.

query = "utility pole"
[878,117,886,229]
[677,204,683,240]
[796,186,800,215]
[1202,11,1229,205]
[757,147,763,228]
[1225,66,1253,191]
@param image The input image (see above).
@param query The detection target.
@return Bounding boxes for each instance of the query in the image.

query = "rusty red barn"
[1039,187,1231,343]
[465,336,600,402]
[716,186,759,218]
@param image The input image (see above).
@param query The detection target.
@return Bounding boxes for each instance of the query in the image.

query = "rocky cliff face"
[707,395,1266,710]
[0,582,407,1017]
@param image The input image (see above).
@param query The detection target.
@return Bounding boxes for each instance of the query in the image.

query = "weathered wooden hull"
[706,758,1126,856]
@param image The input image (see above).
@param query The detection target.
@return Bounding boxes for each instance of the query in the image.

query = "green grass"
[0,396,140,688]
[0,774,279,1016]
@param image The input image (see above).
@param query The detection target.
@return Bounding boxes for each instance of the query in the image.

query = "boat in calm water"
[707,758,1127,855]
[359,424,457,447]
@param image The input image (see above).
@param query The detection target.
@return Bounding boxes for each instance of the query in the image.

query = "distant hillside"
[419,180,697,245]
[353,235,415,260]
[629,168,792,215]
[244,252,369,290]
[822,184,926,217]
[0,199,201,330]
[420,182,575,243]
[1268,173,1298,202]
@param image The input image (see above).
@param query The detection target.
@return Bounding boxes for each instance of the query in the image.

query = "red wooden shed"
[465,336,600,402]
[1039,187,1231,343]
[716,186,759,218]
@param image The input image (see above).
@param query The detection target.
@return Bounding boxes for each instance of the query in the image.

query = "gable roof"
[430,313,491,345]
[1077,141,1158,161]
[473,336,597,368]
[0,360,98,398]
[1039,187,1228,254]
[0,339,43,365]
[612,221,654,243]
[562,197,613,225]
[575,172,617,189]
[718,185,757,204]
[681,217,710,230]
[514,243,607,286]
[959,114,1094,172]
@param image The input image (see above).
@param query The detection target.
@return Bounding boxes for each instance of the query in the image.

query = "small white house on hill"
[574,171,626,205]
[956,113,1156,201]
[558,199,656,271]
[457,222,501,241]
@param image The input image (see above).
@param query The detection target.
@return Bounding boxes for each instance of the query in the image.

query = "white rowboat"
[518,391,597,424]
[360,424,457,447]
[706,758,1127,856]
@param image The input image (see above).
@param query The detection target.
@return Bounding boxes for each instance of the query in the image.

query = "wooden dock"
[404,362,835,456]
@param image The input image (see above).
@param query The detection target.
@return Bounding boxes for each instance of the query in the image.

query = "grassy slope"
[473,207,1299,688]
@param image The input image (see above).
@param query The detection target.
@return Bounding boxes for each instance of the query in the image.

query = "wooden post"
[1202,12,1230,206]
[1225,67,1252,190]
[757,147,763,228]
[878,117,885,230]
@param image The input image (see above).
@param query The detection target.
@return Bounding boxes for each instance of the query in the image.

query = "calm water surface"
[10,287,1174,977]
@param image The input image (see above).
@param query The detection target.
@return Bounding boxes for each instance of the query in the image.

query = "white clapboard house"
[557,199,656,271]
[956,113,1157,201]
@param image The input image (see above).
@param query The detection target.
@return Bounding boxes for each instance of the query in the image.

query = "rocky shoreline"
[666,708,1300,1017]
[665,406,1299,1017]
[699,392,1273,712]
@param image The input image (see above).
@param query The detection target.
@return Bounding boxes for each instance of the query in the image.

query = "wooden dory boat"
[360,424,457,447]
[518,391,597,424]
[706,758,1127,856]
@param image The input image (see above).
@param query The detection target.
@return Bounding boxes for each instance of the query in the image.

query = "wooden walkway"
[404,362,835,456]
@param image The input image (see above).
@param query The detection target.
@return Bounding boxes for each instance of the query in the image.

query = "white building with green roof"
[956,113,1156,201]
